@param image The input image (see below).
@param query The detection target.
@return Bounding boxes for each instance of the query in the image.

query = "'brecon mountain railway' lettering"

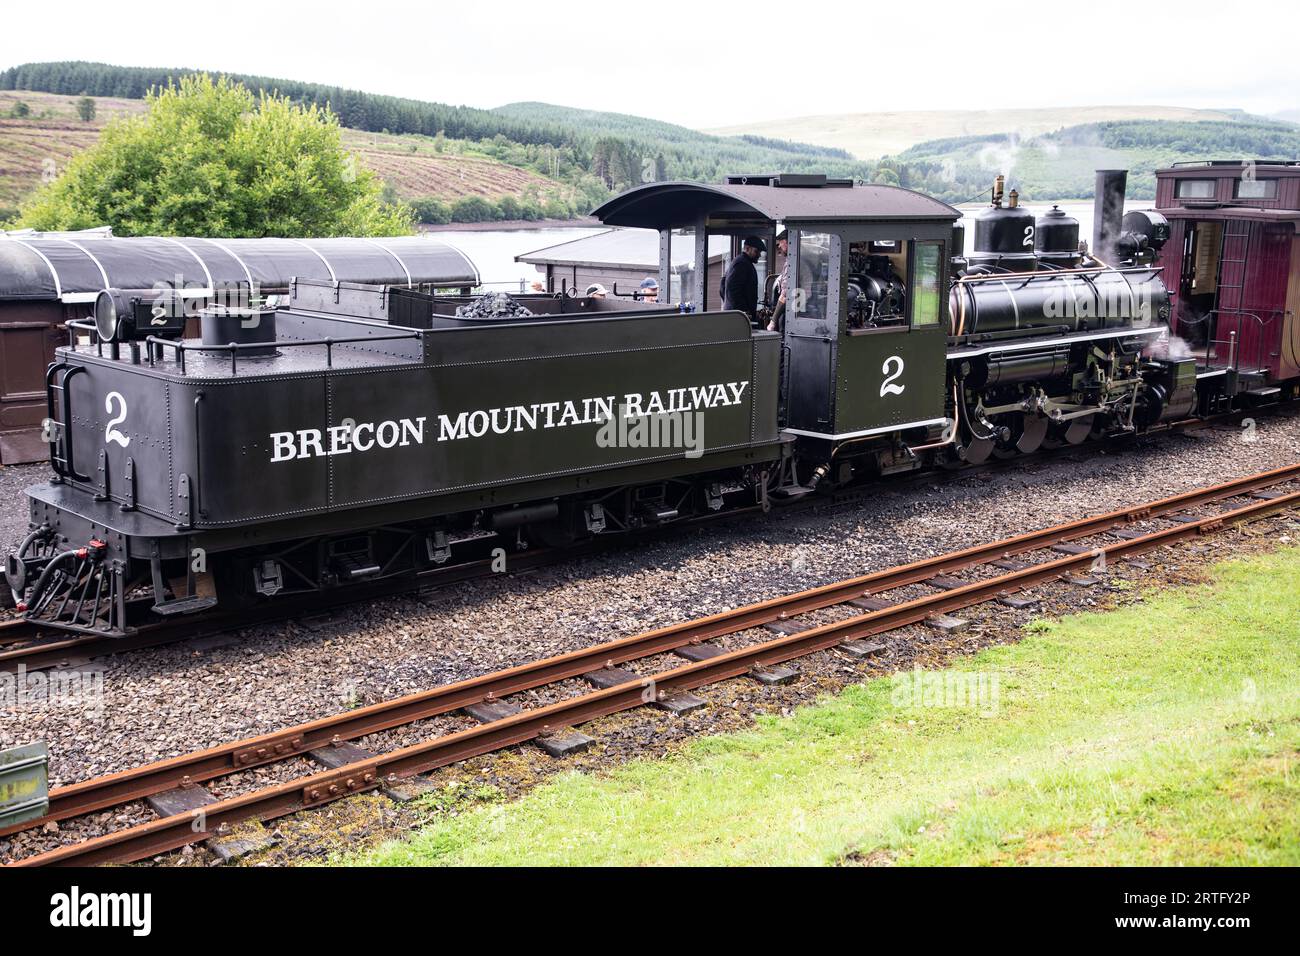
[268,381,750,462]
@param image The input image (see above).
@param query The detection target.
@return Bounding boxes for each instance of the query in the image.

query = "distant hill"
[494,101,860,173]
[704,105,1253,161]
[885,118,1300,203]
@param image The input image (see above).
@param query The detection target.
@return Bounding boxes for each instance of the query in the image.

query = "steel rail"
[10,476,1300,863]
[0,619,42,648]
[8,461,1297,833]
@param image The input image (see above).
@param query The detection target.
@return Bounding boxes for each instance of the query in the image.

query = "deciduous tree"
[17,74,412,237]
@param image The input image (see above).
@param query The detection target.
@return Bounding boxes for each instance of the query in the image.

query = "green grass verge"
[353,545,1300,867]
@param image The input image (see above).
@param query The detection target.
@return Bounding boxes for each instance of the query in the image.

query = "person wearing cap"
[722,235,765,323]
[638,276,659,303]
[585,283,607,299]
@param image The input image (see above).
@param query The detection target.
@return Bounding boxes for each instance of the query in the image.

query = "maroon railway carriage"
[1152,161,1300,407]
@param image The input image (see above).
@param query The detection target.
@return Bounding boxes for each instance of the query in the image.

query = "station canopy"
[0,232,480,303]
[592,179,961,231]
[516,228,730,270]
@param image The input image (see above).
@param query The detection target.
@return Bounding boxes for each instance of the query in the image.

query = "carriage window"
[911,242,942,327]
[1235,178,1277,199]
[1175,179,1216,199]
[794,232,832,322]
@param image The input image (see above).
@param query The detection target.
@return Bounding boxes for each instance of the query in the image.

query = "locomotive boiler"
[4,168,1287,639]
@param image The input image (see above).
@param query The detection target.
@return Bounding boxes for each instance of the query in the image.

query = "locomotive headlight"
[92,288,187,343]
[94,289,130,343]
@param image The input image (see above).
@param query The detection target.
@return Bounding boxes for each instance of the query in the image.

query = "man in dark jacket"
[721,236,764,322]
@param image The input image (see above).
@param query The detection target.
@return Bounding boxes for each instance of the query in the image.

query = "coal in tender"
[454,292,534,319]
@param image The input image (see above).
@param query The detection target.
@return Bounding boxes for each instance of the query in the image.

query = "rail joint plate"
[233,734,305,767]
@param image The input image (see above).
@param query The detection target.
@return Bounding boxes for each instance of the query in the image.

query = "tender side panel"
[188,375,329,524]
[192,311,779,527]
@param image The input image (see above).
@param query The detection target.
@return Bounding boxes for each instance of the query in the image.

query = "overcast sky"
[2,0,1295,128]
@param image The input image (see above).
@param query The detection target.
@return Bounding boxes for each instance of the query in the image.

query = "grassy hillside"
[0,90,571,221]
[356,544,1300,867]
[340,128,571,202]
[706,105,1252,161]
[7,67,1295,221]
[0,91,144,210]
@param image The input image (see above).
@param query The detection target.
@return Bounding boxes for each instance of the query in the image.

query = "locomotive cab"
[593,175,959,484]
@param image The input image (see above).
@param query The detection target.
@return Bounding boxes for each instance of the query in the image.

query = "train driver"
[722,235,765,324]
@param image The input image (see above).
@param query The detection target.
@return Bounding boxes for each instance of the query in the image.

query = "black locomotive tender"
[5,170,1273,638]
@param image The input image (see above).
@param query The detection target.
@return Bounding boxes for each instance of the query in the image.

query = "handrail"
[62,318,420,376]
[1190,309,1285,374]
[144,330,420,375]
[44,363,90,483]
[954,264,1162,289]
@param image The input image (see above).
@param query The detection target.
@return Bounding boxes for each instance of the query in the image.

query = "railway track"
[4,461,1298,867]
[1,404,1288,676]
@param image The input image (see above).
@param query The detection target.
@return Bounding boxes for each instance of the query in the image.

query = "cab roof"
[592,176,960,230]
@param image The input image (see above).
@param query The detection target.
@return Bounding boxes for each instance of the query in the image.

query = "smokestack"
[1093,169,1127,266]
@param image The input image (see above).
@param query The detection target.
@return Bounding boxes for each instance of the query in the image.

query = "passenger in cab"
[722,236,764,324]
[638,277,659,303]
[768,229,789,332]
[585,283,608,299]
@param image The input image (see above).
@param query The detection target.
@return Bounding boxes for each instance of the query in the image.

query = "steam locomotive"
[7,166,1296,638]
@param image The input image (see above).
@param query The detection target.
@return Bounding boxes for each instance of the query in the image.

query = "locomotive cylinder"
[966,349,1072,388]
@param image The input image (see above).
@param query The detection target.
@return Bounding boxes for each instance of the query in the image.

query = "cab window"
[911,242,943,327]
[845,239,907,330]
[794,232,833,322]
